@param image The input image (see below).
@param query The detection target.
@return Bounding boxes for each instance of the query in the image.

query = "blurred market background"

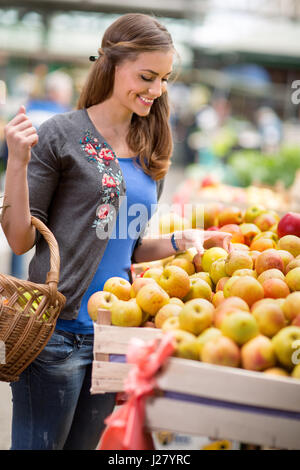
[1,0,300,449]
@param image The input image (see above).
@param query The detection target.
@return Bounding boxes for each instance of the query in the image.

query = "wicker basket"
[0,216,66,382]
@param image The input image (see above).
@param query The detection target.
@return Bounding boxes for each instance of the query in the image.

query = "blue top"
[56,157,157,334]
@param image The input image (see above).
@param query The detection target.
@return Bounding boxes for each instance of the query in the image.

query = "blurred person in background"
[2,13,232,450]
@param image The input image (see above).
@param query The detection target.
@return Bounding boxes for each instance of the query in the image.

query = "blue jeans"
[10,330,116,450]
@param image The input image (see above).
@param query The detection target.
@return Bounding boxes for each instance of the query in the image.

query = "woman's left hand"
[174,229,233,255]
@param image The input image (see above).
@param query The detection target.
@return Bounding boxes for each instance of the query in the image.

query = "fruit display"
[88,206,300,379]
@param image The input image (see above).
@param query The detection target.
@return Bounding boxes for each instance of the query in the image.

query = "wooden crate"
[91,309,300,449]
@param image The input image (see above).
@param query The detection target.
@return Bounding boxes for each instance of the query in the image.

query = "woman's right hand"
[4,105,38,166]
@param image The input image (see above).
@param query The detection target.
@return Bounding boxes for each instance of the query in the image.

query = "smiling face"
[112,50,174,118]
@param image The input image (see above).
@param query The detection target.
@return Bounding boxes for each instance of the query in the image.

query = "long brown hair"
[77,13,175,180]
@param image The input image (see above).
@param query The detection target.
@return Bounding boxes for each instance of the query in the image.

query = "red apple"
[277,212,300,238]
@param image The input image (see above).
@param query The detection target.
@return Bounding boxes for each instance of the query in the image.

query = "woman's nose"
[148,79,162,98]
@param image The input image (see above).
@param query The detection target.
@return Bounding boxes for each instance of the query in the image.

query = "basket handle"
[31,216,60,295]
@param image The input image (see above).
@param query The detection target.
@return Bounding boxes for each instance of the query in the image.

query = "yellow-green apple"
[277,212,300,238]
[209,258,227,285]
[278,235,300,257]
[203,203,223,229]
[218,206,243,227]
[184,278,212,302]
[255,249,284,275]
[264,367,289,377]
[169,297,185,307]
[254,212,278,232]
[218,224,244,243]
[179,298,214,335]
[244,205,266,223]
[158,265,190,299]
[241,335,276,371]
[250,237,276,252]
[201,335,241,367]
[130,276,157,298]
[213,296,250,328]
[252,300,286,337]
[155,303,182,329]
[143,266,164,282]
[212,290,225,307]
[159,212,191,235]
[229,276,264,307]
[252,231,278,243]
[167,257,195,276]
[262,278,290,299]
[285,267,300,291]
[190,272,213,288]
[136,283,169,316]
[170,329,200,361]
[239,223,261,246]
[216,276,230,292]
[225,251,253,276]
[282,292,300,322]
[272,326,300,369]
[87,291,118,321]
[257,268,285,284]
[231,243,250,251]
[103,276,132,301]
[110,298,143,327]
[285,258,300,273]
[175,248,197,262]
[291,364,300,379]
[197,327,222,359]
[233,269,256,278]
[221,311,259,345]
[249,250,260,268]
[201,247,228,273]
[223,275,240,298]
[162,316,180,331]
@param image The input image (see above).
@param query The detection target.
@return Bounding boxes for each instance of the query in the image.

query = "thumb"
[18,105,26,115]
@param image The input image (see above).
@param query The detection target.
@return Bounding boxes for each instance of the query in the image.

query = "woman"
[2,13,231,450]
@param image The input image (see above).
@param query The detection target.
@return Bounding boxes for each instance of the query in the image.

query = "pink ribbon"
[98,332,175,450]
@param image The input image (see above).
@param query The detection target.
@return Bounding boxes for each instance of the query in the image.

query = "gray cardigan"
[27,109,164,320]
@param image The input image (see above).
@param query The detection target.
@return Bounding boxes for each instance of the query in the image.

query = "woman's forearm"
[133,234,178,263]
[1,159,35,255]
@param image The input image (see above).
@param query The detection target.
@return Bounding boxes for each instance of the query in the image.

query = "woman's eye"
[141,75,153,82]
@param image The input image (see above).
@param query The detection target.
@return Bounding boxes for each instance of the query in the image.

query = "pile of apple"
[88,206,300,380]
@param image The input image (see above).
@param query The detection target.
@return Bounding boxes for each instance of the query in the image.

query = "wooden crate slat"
[145,397,300,450]
[91,361,132,393]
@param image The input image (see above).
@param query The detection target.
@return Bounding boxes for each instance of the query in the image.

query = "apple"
[161,316,180,331]
[159,212,191,235]
[130,276,156,298]
[277,212,300,238]
[233,269,256,278]
[219,224,244,243]
[272,326,300,369]
[201,335,241,368]
[241,335,276,371]
[190,272,213,288]
[213,296,249,328]
[277,235,300,257]
[201,247,228,273]
[203,203,223,229]
[209,258,227,285]
[255,249,284,276]
[155,303,182,329]
[252,231,278,243]
[143,266,164,282]
[175,248,197,262]
[216,276,230,291]
[285,258,300,273]
[285,267,300,291]
[231,243,250,251]
[221,311,259,345]
[224,251,253,276]
[262,278,290,299]
[291,364,300,379]
[257,268,285,284]
[252,300,286,337]
[192,253,203,272]
[223,276,240,298]
[254,212,278,232]
[282,292,300,322]
[218,206,243,227]
[249,250,260,268]
[184,278,212,302]
[169,297,185,307]
[158,265,190,299]
[179,298,214,335]
[170,329,200,361]
[103,276,132,301]
[264,367,289,377]
[243,205,266,223]
[136,283,169,316]
[228,276,264,307]
[110,298,143,327]
[239,223,261,246]
[167,257,195,276]
[197,327,222,359]
[212,290,225,307]
[87,291,118,321]
[250,238,276,252]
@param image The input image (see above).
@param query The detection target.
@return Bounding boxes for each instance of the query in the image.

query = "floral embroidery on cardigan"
[80,130,123,231]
